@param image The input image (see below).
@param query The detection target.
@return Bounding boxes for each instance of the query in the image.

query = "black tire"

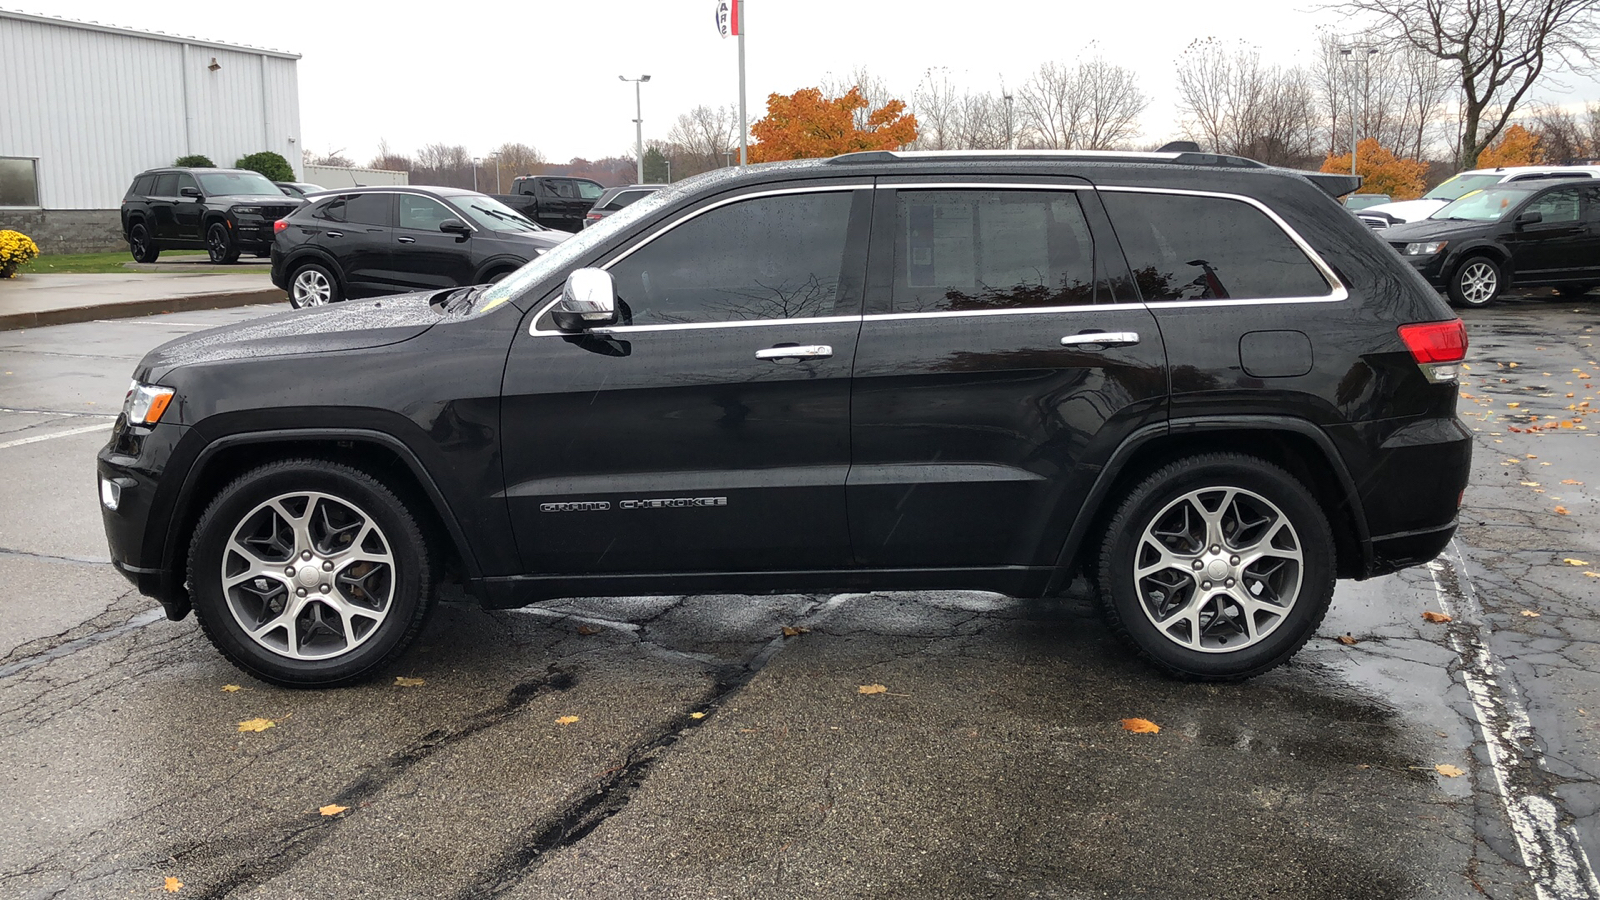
[206,221,241,264]
[128,221,159,263]
[1447,255,1503,308]
[1096,453,1335,681]
[485,267,514,284]
[288,262,341,308]
[187,459,434,687]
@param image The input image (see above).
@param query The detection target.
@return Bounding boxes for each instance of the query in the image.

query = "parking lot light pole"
[620,75,651,184]
[1339,46,1377,176]
[472,157,480,193]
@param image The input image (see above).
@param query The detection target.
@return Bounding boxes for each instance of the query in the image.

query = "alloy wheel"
[1132,486,1303,653]
[293,269,332,306]
[207,225,229,263]
[220,491,396,660]
[1458,261,1498,306]
[130,225,148,260]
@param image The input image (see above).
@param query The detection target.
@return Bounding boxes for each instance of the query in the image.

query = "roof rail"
[825,149,1267,169]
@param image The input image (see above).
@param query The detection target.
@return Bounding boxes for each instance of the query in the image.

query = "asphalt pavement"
[0,295,1597,899]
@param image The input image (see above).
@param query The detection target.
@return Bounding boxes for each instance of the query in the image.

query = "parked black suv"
[122,168,303,263]
[99,150,1471,687]
[269,186,570,308]
[1383,178,1600,306]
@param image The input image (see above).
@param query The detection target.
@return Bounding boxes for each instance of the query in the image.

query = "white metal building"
[0,9,302,251]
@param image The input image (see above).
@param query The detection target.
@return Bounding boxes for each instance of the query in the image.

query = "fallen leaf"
[1562,479,1584,485]
[576,624,601,636]
[555,715,580,725]
[781,625,811,637]
[1564,558,1591,566]
[1337,634,1358,646]
[1520,610,1541,618]
[319,804,348,816]
[1120,718,1161,734]
[1587,572,1600,578]
[237,718,275,733]
[393,677,425,687]
[858,684,888,695]
[1422,611,1453,623]
[1434,763,1465,778]
[690,711,706,719]
[1526,454,1538,459]
[1506,402,1522,408]
[1509,362,1520,368]
[1556,506,1570,515]
[221,684,241,693]
[1521,481,1541,487]
[164,876,183,893]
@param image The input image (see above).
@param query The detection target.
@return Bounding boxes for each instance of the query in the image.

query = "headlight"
[1405,241,1447,255]
[122,381,175,426]
[232,206,262,216]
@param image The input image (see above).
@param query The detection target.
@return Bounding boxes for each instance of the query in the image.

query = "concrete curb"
[0,287,284,331]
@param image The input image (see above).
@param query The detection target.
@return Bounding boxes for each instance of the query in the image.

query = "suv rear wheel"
[1096,453,1334,681]
[128,221,159,263]
[187,460,434,687]
[206,222,241,264]
[289,262,341,308]
[1448,255,1503,307]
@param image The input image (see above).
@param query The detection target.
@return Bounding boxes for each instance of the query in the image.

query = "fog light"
[100,477,122,511]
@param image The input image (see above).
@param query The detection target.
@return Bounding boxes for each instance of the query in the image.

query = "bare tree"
[490,141,545,190]
[368,138,411,172]
[414,143,473,189]
[1078,58,1148,149]
[306,147,352,167]
[1312,30,1455,160]
[1021,56,1148,149]
[911,68,966,150]
[1331,0,1600,168]
[1175,39,1319,167]
[668,105,740,176]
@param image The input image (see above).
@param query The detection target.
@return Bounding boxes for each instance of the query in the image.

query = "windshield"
[476,183,684,314]
[1430,187,1535,222]
[197,171,283,196]
[1423,173,1503,202]
[453,195,547,233]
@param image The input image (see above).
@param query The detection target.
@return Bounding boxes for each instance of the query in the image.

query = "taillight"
[1398,319,1467,382]
[273,219,288,233]
[586,213,602,220]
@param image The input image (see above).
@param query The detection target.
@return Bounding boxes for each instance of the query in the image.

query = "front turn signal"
[123,381,175,426]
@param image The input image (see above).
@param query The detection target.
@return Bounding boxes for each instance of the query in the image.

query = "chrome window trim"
[529,184,866,336]
[1091,184,1348,305]
[862,302,1149,323]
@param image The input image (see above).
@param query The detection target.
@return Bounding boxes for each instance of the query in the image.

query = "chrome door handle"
[324,230,344,238]
[756,344,833,361]
[1061,331,1140,348]
[397,236,416,243]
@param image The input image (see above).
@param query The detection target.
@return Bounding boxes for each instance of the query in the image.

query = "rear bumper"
[1329,415,1472,577]
[1370,520,1458,575]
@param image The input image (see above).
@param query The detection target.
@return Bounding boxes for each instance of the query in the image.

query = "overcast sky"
[18,0,1600,164]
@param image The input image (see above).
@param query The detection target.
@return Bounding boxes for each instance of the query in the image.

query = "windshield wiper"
[469,205,537,229]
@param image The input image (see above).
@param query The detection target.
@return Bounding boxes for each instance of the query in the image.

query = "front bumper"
[97,421,197,620]
[1402,252,1448,287]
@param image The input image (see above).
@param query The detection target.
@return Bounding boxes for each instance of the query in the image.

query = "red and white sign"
[715,0,741,37]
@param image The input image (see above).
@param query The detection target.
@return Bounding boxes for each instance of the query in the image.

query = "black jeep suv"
[121,168,303,264]
[98,150,1472,687]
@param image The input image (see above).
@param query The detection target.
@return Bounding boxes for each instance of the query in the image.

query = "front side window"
[174,172,199,195]
[606,191,855,325]
[398,194,456,231]
[544,179,577,199]
[1101,191,1332,302]
[1522,188,1581,223]
[891,189,1097,312]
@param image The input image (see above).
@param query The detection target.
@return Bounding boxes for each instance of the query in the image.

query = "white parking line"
[0,422,109,450]
[1428,540,1600,900]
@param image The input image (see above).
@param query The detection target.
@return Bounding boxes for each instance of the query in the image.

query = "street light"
[665,159,671,184]
[1003,93,1015,150]
[486,152,500,194]
[620,75,651,184]
[471,157,480,193]
[1339,46,1378,177]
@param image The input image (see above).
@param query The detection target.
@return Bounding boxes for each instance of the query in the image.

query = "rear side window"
[343,193,392,227]
[152,173,178,196]
[129,175,155,197]
[891,189,1098,312]
[577,181,605,200]
[606,191,855,325]
[602,190,648,211]
[1101,192,1332,302]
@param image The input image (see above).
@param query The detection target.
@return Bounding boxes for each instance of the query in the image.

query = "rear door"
[847,178,1167,571]
[313,193,395,295]
[500,183,872,574]
[1504,186,1590,279]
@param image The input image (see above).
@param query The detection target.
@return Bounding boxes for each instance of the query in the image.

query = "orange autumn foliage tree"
[749,86,918,162]
[1475,124,1545,168]
[1321,139,1429,200]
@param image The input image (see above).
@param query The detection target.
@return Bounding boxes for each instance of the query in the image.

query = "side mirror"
[552,268,618,331]
[180,186,201,198]
[440,219,471,235]
[1515,210,1544,227]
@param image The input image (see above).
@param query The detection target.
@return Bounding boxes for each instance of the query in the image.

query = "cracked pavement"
[1,297,1597,898]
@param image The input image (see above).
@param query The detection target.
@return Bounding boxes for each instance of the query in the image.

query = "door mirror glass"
[552,268,618,331]
[1515,210,1544,227]
[439,219,471,236]
[180,186,201,198]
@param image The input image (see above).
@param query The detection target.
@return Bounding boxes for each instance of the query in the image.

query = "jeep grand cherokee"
[98,150,1471,687]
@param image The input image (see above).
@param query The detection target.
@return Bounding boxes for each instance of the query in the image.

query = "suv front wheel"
[1096,453,1335,681]
[206,222,241,264]
[187,460,434,687]
[1448,255,1503,308]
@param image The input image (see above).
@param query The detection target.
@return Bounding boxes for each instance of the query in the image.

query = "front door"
[500,185,872,574]
[389,193,475,290]
[148,172,179,240]
[172,172,204,241]
[1505,186,1589,280]
[847,182,1167,570]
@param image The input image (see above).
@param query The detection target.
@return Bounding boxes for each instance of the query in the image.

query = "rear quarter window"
[1100,191,1333,302]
